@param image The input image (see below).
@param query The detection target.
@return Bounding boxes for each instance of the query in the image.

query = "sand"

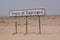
[0,15,60,40]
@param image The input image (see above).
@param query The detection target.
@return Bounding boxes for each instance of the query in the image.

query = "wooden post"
[15,21,17,34]
[25,16,28,35]
[13,16,17,35]
[39,16,41,34]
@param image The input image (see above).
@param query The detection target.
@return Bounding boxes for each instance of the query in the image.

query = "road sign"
[10,8,45,16]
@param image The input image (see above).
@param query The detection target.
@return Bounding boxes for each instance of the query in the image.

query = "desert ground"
[0,15,60,40]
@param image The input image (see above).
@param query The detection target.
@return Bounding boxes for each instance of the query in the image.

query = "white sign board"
[10,8,45,16]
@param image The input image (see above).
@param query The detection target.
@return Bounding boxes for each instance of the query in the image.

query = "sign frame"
[9,8,46,16]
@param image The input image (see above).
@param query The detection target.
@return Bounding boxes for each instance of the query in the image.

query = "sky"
[0,0,60,16]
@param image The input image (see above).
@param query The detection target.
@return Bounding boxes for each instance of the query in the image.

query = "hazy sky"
[0,0,60,16]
